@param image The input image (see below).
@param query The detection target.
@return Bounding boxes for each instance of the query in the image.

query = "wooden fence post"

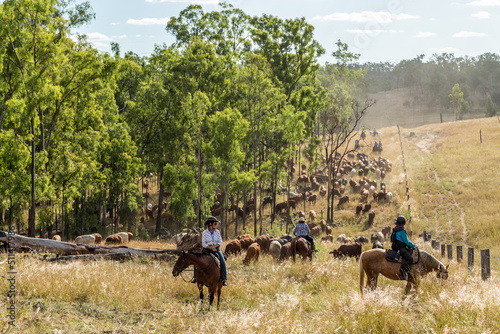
[441,244,446,257]
[447,244,453,260]
[456,245,463,263]
[423,230,427,241]
[435,241,440,251]
[431,239,436,249]
[481,249,490,280]
[468,247,474,271]
[480,129,482,144]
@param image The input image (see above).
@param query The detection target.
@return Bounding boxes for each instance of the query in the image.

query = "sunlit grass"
[1,117,500,332]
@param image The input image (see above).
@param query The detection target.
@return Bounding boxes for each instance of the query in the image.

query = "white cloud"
[127,17,170,25]
[471,11,491,18]
[452,31,487,37]
[111,22,120,26]
[414,32,437,38]
[85,32,112,42]
[136,35,142,38]
[466,0,500,6]
[146,0,219,3]
[112,35,127,39]
[311,11,419,23]
[346,29,404,35]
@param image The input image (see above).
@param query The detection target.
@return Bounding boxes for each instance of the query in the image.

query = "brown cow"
[94,233,102,244]
[319,219,327,233]
[308,210,316,223]
[330,242,362,260]
[325,226,332,235]
[280,243,292,261]
[255,235,271,253]
[321,235,333,243]
[337,195,350,209]
[310,226,321,237]
[307,194,317,205]
[126,232,134,241]
[145,208,154,221]
[368,210,376,225]
[105,235,123,245]
[239,237,255,250]
[224,239,242,255]
[243,243,260,265]
[381,225,391,239]
[355,203,363,216]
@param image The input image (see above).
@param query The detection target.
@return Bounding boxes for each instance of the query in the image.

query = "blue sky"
[74,0,500,64]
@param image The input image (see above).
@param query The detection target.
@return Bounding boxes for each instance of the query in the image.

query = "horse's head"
[172,250,189,277]
[437,263,449,280]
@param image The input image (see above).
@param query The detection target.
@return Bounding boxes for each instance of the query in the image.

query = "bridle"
[173,252,217,281]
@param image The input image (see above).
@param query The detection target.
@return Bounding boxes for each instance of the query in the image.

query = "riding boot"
[191,268,197,283]
[399,264,408,280]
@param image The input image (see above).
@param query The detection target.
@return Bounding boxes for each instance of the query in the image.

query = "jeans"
[211,248,227,281]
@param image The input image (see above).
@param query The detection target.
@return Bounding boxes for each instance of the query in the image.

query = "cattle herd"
[69,231,134,245]
[217,218,393,266]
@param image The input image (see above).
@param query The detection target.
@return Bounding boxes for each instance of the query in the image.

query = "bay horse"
[291,237,312,262]
[172,251,223,312]
[359,248,449,296]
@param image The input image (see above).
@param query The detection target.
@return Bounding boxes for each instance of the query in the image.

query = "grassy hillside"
[361,87,487,130]
[1,117,499,333]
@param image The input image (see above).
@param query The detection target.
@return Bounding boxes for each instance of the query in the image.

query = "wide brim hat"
[395,215,406,226]
[204,216,220,227]
[298,217,305,223]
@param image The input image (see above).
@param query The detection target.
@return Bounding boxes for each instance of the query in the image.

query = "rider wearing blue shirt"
[390,216,415,280]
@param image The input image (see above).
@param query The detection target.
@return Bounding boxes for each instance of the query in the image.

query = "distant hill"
[360,87,485,130]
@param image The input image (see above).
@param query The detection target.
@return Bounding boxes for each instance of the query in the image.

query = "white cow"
[75,234,96,244]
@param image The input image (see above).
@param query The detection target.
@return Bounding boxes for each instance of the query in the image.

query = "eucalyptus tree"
[317,41,373,223]
[165,2,251,59]
[234,53,284,235]
[0,0,102,236]
[249,15,325,102]
[206,107,249,239]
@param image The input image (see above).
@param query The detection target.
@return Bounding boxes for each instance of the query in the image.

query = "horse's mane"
[187,251,204,257]
[420,250,444,270]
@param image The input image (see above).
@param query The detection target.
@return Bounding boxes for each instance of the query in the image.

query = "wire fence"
[397,125,495,279]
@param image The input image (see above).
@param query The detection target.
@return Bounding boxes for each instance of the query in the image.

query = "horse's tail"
[291,238,296,262]
[359,252,365,296]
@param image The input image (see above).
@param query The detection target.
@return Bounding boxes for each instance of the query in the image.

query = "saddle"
[385,247,419,264]
[202,248,220,268]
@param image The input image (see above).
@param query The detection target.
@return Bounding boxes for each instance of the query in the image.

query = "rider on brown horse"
[390,216,415,280]
[191,216,228,286]
[293,217,318,252]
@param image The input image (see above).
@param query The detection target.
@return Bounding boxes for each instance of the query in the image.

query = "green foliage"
[485,94,498,117]
[449,83,470,120]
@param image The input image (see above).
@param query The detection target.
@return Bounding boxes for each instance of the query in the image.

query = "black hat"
[204,216,220,227]
[395,215,406,226]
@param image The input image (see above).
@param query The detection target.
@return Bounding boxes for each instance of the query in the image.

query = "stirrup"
[222,280,228,286]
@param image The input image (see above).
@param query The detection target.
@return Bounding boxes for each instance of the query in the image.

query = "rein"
[174,252,217,283]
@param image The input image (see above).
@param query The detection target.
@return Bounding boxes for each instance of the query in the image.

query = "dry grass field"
[1,116,500,333]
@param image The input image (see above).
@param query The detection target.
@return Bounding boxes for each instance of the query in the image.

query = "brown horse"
[359,248,449,296]
[291,237,312,262]
[172,251,223,312]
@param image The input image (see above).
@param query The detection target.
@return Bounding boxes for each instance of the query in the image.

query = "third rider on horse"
[390,216,415,280]
[293,216,318,252]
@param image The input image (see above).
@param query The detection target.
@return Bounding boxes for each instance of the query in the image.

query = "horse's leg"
[367,273,378,291]
[198,284,204,313]
[208,285,216,311]
[216,282,222,310]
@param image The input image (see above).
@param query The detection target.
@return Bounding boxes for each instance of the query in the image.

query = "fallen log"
[0,232,179,256]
